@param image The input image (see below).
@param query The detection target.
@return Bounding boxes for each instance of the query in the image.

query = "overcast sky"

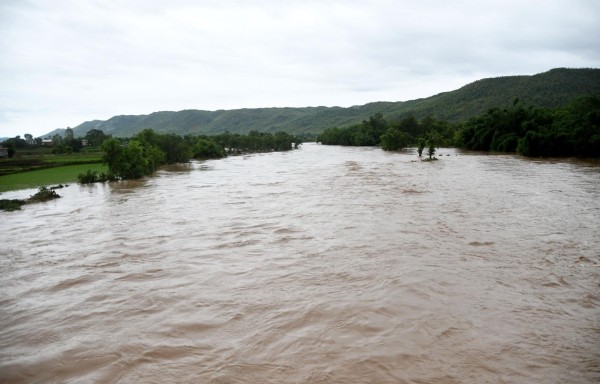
[1,0,599,138]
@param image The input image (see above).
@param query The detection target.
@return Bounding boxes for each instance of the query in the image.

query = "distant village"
[1,128,101,158]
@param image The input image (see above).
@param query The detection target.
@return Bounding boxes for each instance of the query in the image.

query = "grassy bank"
[0,163,107,193]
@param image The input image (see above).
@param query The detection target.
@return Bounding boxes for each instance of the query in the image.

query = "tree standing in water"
[425,132,440,160]
[417,138,425,156]
[427,140,436,160]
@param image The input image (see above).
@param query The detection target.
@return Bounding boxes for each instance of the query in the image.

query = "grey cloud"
[1,0,599,137]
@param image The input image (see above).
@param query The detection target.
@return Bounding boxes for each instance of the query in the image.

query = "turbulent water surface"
[1,143,599,383]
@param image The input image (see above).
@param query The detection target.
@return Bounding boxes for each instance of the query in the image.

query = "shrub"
[0,199,26,211]
[28,187,60,203]
[78,170,99,184]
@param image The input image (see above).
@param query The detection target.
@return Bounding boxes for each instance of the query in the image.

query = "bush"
[0,199,26,211]
[28,186,60,203]
[78,170,118,184]
[0,186,61,211]
[194,138,227,159]
[52,145,73,154]
[78,169,98,184]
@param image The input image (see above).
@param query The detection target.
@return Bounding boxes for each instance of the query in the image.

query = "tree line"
[457,95,600,157]
[317,113,456,153]
[81,129,302,182]
[317,95,600,158]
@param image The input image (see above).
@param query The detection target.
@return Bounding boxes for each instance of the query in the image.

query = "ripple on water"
[1,144,599,383]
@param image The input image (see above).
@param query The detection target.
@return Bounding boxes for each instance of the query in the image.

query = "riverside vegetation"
[317,95,600,158]
[2,95,597,193]
[2,69,598,195]
[79,129,302,183]
[1,128,300,193]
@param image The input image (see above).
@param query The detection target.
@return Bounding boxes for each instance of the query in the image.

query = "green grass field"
[0,149,104,176]
[0,163,107,193]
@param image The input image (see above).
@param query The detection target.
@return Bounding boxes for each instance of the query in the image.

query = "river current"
[1,143,599,383]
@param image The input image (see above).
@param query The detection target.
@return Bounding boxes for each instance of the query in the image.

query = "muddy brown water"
[1,143,599,383]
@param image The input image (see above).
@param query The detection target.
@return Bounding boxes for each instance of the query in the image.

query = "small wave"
[273,227,300,234]
[401,188,425,194]
[214,239,261,249]
[49,275,94,292]
[468,241,495,246]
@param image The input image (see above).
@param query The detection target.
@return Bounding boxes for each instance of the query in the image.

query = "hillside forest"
[36,68,600,139]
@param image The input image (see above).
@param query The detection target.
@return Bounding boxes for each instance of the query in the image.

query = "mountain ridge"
[43,67,600,138]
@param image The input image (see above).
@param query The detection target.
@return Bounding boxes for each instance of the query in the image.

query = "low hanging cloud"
[1,0,599,137]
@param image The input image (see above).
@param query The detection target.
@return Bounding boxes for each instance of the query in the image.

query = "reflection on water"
[1,143,599,383]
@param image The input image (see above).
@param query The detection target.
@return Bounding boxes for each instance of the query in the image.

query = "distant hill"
[50,68,600,138]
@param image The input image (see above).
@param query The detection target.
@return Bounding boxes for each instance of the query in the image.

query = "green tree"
[194,138,226,159]
[417,138,425,156]
[426,132,441,160]
[101,138,126,178]
[85,129,107,147]
[400,115,421,137]
[122,141,148,179]
[52,134,63,146]
[135,129,192,163]
[380,127,410,151]
[65,127,74,141]
[8,135,26,148]
[144,144,166,174]
[5,142,16,157]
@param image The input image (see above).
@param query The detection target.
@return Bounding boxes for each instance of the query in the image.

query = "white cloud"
[1,0,599,137]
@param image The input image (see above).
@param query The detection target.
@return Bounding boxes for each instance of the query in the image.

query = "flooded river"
[1,143,599,383]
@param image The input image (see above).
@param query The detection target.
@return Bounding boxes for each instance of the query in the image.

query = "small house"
[0,147,8,158]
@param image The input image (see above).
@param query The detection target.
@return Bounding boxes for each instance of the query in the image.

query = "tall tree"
[85,129,107,147]
[65,127,74,141]
[52,134,63,146]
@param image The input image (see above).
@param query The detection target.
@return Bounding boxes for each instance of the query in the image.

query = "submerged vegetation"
[0,186,62,211]
[80,129,302,182]
[1,128,301,190]
[458,95,600,157]
[318,94,600,158]
[318,113,456,150]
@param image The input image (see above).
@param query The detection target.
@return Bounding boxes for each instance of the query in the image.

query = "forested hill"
[48,68,600,138]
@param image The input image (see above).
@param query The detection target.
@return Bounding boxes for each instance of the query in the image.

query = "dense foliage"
[318,94,600,158]
[317,114,390,146]
[96,129,301,180]
[318,114,456,151]
[85,129,107,147]
[211,130,302,153]
[458,95,600,157]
